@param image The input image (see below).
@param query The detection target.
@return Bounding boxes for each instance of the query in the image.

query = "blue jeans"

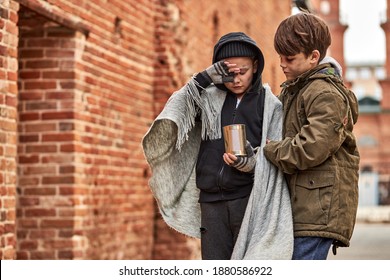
[292,237,333,260]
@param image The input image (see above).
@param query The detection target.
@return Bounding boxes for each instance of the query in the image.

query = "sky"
[340,0,387,64]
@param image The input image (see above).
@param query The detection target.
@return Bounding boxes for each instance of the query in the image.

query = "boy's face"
[279,50,319,81]
[223,57,257,97]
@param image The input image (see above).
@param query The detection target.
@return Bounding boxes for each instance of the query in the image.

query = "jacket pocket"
[195,147,221,192]
[293,171,335,225]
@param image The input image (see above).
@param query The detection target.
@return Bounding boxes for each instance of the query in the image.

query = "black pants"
[200,195,250,260]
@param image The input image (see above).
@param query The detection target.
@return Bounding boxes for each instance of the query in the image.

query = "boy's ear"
[253,60,258,73]
[310,50,321,64]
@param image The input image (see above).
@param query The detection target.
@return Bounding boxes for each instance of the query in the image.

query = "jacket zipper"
[216,164,225,198]
[217,96,239,196]
[232,95,240,123]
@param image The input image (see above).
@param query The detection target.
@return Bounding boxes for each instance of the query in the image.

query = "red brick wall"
[0,0,19,260]
[0,0,291,260]
[16,0,156,259]
[17,8,78,260]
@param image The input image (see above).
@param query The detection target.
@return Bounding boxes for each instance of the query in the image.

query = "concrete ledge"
[356,206,390,223]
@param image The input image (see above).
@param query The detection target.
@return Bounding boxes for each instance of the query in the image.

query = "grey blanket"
[142,80,293,259]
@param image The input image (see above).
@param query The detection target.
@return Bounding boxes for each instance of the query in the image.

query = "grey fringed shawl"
[142,80,294,259]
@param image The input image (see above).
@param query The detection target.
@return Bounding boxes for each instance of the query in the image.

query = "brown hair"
[274,12,331,61]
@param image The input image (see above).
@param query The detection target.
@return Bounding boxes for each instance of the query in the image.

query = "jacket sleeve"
[264,89,348,174]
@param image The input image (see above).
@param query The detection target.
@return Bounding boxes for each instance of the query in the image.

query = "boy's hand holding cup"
[223,124,257,173]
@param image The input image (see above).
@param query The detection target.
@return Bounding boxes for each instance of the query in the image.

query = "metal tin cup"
[223,124,247,156]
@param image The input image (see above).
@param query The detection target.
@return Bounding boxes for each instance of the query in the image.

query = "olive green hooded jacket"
[263,60,360,247]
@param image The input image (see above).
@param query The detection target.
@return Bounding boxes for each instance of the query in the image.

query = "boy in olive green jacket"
[264,12,360,260]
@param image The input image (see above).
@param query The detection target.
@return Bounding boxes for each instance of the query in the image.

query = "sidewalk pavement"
[356,206,390,223]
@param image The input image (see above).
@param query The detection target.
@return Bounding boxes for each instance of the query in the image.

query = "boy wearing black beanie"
[143,32,294,260]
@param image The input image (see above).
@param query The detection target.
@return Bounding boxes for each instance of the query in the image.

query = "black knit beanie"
[214,41,258,62]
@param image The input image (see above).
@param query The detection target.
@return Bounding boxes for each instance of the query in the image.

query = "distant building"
[304,0,390,206]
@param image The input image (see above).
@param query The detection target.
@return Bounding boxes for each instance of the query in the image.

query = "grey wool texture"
[142,80,294,259]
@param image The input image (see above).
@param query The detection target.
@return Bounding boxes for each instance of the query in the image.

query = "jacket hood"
[212,32,265,93]
[319,56,343,77]
[316,58,359,125]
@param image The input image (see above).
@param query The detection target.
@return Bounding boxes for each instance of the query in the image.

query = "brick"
[0,120,17,131]
[59,165,75,174]
[24,81,57,90]
[5,95,17,107]
[19,135,39,143]
[42,176,74,185]
[23,165,56,175]
[19,49,44,58]
[42,71,75,79]
[5,234,16,247]
[42,111,74,120]
[43,239,74,249]
[41,155,73,164]
[59,186,88,195]
[3,197,15,208]
[7,208,16,221]
[25,208,56,217]
[24,187,56,196]
[60,143,82,152]
[18,155,39,164]
[5,145,17,156]
[42,133,74,142]
[4,223,16,233]
[30,230,56,239]
[18,92,44,101]
[8,82,18,94]
[41,219,74,229]
[59,122,74,131]
[46,49,75,58]
[46,91,75,100]
[19,240,38,250]
[18,177,40,186]
[18,197,40,206]
[25,145,57,153]
[25,123,56,133]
